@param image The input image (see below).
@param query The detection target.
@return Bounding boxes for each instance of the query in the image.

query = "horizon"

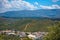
[0,0,60,13]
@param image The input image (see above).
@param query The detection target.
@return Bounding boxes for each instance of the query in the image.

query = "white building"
[28,34,38,40]
[6,32,16,35]
[19,32,27,37]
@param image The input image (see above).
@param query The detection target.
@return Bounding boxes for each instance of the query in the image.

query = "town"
[0,30,48,40]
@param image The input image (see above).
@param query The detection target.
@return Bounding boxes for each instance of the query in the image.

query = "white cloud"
[40,5,60,9]
[34,2,39,5]
[0,0,60,13]
[0,0,37,13]
[52,5,60,9]
[40,5,52,9]
[52,0,59,2]
[22,1,37,10]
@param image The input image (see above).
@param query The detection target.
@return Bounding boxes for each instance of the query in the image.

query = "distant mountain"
[0,9,60,19]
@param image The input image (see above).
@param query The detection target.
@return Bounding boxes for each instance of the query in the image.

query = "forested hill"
[0,17,59,32]
[0,9,60,19]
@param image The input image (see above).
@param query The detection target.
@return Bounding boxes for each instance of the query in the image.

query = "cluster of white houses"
[0,30,48,40]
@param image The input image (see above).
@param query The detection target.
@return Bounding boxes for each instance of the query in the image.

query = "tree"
[43,23,60,40]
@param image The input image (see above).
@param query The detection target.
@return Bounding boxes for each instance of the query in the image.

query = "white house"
[6,32,16,35]
[19,32,27,37]
[28,34,38,40]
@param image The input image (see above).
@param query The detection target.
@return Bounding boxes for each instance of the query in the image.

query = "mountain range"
[0,9,60,19]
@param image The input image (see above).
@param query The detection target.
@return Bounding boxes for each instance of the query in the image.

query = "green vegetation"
[43,22,60,40]
[0,18,56,32]
[0,18,60,40]
[0,34,20,40]
[0,34,32,40]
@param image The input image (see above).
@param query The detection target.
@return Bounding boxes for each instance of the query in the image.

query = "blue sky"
[25,0,55,5]
[24,0,60,5]
[0,0,60,13]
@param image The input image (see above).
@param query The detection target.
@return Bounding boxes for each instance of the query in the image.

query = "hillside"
[0,17,59,32]
[0,9,60,19]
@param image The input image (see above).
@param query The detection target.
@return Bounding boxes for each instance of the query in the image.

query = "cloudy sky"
[0,0,60,13]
